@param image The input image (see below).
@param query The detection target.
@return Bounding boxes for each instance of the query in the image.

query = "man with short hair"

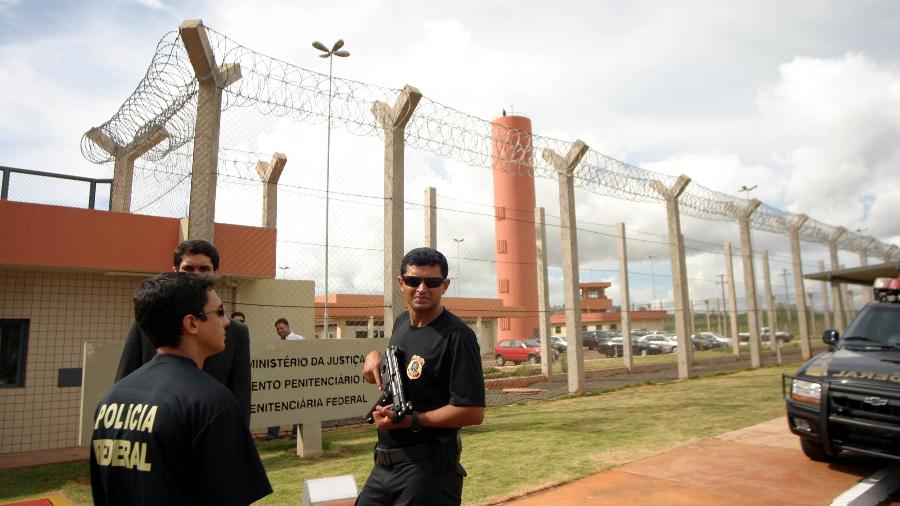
[231,311,246,323]
[275,317,304,340]
[115,240,252,425]
[358,247,485,505]
[90,273,271,505]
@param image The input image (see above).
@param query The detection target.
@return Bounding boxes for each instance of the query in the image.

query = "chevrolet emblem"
[863,396,889,407]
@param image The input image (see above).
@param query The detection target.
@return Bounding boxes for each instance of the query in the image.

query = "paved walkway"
[502,418,894,505]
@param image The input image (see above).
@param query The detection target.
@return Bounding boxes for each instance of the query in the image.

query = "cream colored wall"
[0,269,138,454]
[233,278,314,351]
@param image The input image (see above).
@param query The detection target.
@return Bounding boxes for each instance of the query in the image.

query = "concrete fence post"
[818,259,832,331]
[180,19,242,242]
[724,242,741,357]
[788,214,811,360]
[828,227,847,333]
[535,207,553,378]
[542,140,589,393]
[617,223,633,372]
[86,126,168,213]
[762,250,782,365]
[372,84,422,339]
[727,199,762,368]
[650,175,693,379]
[256,152,287,229]
[424,187,437,249]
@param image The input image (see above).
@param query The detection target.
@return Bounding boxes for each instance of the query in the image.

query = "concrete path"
[502,418,895,505]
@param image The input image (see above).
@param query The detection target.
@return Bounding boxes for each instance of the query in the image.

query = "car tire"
[671,346,677,353]
[495,355,505,366]
[528,354,538,365]
[800,438,833,462]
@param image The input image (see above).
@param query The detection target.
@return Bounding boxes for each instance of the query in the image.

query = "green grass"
[0,363,800,505]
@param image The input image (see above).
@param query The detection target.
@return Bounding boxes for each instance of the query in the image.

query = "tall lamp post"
[279,265,289,279]
[739,184,757,200]
[313,39,349,340]
[453,238,464,297]
[647,254,657,309]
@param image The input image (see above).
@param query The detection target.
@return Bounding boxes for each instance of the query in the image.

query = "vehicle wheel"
[528,354,538,365]
[605,350,614,358]
[671,346,677,353]
[800,438,833,462]
[495,355,505,366]
[641,349,648,357]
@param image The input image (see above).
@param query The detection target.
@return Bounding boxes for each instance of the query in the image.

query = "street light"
[278,265,289,279]
[453,238,464,297]
[738,184,757,200]
[648,255,657,309]
[312,38,349,341]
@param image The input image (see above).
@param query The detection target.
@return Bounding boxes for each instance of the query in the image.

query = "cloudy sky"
[2,0,899,311]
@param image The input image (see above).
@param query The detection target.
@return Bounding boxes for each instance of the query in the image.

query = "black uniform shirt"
[90,354,271,506]
[378,309,485,448]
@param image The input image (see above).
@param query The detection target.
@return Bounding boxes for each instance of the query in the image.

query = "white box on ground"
[301,475,358,506]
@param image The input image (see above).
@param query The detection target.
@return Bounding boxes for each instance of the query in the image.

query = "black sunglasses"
[402,276,445,288]
[193,306,225,320]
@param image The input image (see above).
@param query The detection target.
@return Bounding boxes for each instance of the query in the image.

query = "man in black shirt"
[359,247,485,506]
[115,240,252,425]
[91,272,271,505]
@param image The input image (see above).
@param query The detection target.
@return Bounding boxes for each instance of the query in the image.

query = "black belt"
[374,443,434,467]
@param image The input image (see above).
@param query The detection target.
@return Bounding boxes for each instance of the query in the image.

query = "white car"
[695,332,733,348]
[637,333,679,353]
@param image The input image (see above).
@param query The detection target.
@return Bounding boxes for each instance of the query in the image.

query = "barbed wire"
[81,23,896,259]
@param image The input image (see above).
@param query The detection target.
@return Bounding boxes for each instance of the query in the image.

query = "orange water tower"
[491,114,539,341]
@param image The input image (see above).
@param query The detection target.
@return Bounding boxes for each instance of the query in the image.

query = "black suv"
[783,278,900,462]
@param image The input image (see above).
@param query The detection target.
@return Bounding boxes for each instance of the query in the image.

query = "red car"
[494,339,546,366]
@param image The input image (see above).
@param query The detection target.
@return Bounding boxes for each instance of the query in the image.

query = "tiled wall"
[0,269,138,454]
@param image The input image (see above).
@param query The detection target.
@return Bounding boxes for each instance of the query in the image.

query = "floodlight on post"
[279,265,289,279]
[312,38,349,340]
[739,184,757,200]
[648,254,657,309]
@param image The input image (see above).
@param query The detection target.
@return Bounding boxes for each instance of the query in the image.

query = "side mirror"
[822,329,839,346]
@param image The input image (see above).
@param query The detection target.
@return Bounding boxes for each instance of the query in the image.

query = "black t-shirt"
[90,354,272,506]
[378,309,485,449]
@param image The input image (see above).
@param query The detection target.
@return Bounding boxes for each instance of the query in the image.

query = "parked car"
[739,328,793,343]
[550,336,568,353]
[582,330,615,350]
[693,332,732,348]
[636,334,680,353]
[494,339,551,366]
[690,333,720,350]
[600,336,664,357]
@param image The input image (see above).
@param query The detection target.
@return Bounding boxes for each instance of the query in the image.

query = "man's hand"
[362,350,383,390]
[371,404,411,430]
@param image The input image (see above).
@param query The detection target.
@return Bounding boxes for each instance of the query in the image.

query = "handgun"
[365,345,413,424]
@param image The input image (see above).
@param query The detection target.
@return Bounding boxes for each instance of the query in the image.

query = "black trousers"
[356,459,465,506]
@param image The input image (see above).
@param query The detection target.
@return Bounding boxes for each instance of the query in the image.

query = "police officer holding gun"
[359,247,485,505]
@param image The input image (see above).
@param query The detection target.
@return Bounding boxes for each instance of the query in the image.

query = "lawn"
[0,362,798,505]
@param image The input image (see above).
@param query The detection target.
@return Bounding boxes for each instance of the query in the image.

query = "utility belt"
[373,435,462,471]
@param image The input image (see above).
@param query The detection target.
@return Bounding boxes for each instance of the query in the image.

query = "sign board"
[80,339,383,446]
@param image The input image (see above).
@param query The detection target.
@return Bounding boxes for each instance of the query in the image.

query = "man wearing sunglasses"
[90,272,272,505]
[358,247,485,506]
[115,240,252,426]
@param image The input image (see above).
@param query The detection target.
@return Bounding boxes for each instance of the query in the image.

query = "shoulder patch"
[407,355,425,380]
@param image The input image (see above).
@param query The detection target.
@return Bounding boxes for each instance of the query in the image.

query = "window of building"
[587,290,600,299]
[554,326,561,334]
[498,278,510,293]
[495,206,506,221]
[500,317,511,331]
[0,319,28,388]
[497,239,507,254]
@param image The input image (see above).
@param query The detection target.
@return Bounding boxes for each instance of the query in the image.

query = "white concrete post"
[617,223,633,372]
[372,85,422,339]
[367,316,375,339]
[535,207,553,377]
[424,186,437,249]
[256,152,287,229]
[788,214,811,360]
[542,140,589,393]
[762,250,782,365]
[86,126,168,213]
[818,259,832,330]
[724,242,741,357]
[650,175,693,379]
[828,227,847,332]
[728,199,762,368]
[180,19,242,242]
[859,238,874,304]
[704,299,711,332]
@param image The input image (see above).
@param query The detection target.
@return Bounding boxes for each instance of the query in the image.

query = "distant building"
[549,282,667,337]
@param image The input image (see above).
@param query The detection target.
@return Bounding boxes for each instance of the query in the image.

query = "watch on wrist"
[409,411,422,433]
